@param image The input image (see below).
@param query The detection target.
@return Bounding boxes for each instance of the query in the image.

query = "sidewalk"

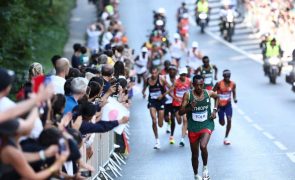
[63,0,97,58]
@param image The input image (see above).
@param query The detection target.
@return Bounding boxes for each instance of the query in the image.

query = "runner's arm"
[179,92,191,116]
[213,65,218,80]
[212,82,219,92]
[233,83,237,103]
[195,66,201,75]
[208,90,219,110]
[142,78,148,98]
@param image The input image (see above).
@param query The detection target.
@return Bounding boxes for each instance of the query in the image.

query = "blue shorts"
[218,103,232,121]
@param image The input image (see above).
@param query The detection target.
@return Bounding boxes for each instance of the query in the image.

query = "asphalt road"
[118,0,295,179]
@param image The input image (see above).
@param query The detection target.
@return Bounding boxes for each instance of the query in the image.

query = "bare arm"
[233,83,237,103]
[23,145,58,162]
[17,107,39,135]
[2,147,64,180]
[212,82,219,92]
[213,65,218,80]
[179,92,191,116]
[0,84,53,123]
[142,78,148,98]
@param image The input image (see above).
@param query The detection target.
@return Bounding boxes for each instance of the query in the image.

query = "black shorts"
[173,106,180,113]
[164,103,174,116]
[148,100,165,111]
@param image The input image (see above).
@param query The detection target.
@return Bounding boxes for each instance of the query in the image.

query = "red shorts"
[188,129,212,144]
[205,86,213,90]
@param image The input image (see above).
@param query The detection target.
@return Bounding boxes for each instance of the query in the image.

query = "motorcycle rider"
[196,0,210,26]
[134,47,149,84]
[154,8,167,28]
[219,4,238,39]
[178,13,190,46]
[177,2,189,22]
[262,38,283,75]
[170,33,186,68]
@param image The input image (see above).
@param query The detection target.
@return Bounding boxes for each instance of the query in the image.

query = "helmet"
[173,33,180,39]
[157,8,166,14]
[182,13,189,18]
[141,47,148,53]
[192,41,199,48]
[155,19,164,26]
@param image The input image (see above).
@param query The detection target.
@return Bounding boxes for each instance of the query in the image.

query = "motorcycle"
[150,30,169,55]
[198,12,208,33]
[285,61,295,92]
[221,13,235,42]
[264,57,281,84]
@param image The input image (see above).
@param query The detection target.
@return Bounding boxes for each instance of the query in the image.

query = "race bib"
[153,59,161,66]
[150,91,161,99]
[219,93,231,100]
[192,111,208,122]
[176,90,186,98]
[204,77,212,84]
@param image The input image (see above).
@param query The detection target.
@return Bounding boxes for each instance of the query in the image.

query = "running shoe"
[224,138,231,145]
[166,123,171,134]
[154,141,161,149]
[202,167,210,180]
[179,139,185,147]
[169,136,175,144]
[194,174,202,180]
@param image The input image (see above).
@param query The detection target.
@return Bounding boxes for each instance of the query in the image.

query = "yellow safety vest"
[197,1,209,13]
[266,43,280,58]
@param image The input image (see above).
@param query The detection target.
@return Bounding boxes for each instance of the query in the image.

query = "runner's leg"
[190,138,200,175]
[199,133,211,166]
[149,107,158,139]
[157,109,164,128]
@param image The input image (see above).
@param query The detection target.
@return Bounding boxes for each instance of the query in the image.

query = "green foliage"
[0,0,75,71]
[0,0,75,97]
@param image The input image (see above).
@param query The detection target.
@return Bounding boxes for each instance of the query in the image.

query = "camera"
[80,170,92,177]
[130,76,136,83]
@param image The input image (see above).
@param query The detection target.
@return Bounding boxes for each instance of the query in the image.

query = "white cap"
[182,13,189,18]
[158,8,166,14]
[173,33,180,39]
[156,19,164,26]
[141,47,148,53]
[192,41,199,48]
[179,67,188,75]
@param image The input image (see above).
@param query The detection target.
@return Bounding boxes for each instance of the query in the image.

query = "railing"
[80,129,129,180]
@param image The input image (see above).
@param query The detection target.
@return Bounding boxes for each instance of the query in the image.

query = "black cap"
[0,119,19,136]
[0,68,15,92]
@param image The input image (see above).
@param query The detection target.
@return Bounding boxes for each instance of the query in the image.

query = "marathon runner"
[142,67,172,149]
[195,56,218,90]
[164,65,178,144]
[179,75,219,180]
[171,67,191,147]
[187,41,203,70]
[170,33,186,68]
[213,69,237,145]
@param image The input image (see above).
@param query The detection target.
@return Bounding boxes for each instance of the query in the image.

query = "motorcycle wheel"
[200,23,205,34]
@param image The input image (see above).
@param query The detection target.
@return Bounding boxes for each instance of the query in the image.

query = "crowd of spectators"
[244,0,295,55]
[0,0,135,179]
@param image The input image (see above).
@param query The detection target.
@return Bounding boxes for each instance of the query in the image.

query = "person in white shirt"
[86,23,104,54]
[187,41,204,70]
[51,58,70,94]
[170,33,186,68]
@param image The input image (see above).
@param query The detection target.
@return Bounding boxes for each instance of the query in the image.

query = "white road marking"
[237,109,245,115]
[243,115,253,123]
[286,152,295,163]
[273,141,288,151]
[252,123,263,131]
[262,132,275,140]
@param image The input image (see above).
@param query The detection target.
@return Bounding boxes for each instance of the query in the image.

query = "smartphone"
[58,138,67,154]
[80,171,92,177]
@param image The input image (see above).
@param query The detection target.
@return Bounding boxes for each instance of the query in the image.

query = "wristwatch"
[39,150,46,161]
[213,107,218,111]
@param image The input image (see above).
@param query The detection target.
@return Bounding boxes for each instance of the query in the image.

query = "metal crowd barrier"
[80,130,128,180]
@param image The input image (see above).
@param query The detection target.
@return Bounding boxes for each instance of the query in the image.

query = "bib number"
[150,91,161,99]
[204,77,212,84]
[192,111,208,122]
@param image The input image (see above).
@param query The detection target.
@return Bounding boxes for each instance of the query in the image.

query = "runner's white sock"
[156,139,160,143]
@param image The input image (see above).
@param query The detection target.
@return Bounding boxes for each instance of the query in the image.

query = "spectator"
[64,77,89,114]
[71,43,82,69]
[86,23,104,53]
[51,58,70,94]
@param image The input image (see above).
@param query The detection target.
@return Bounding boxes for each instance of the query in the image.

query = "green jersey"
[200,65,214,88]
[187,90,214,132]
